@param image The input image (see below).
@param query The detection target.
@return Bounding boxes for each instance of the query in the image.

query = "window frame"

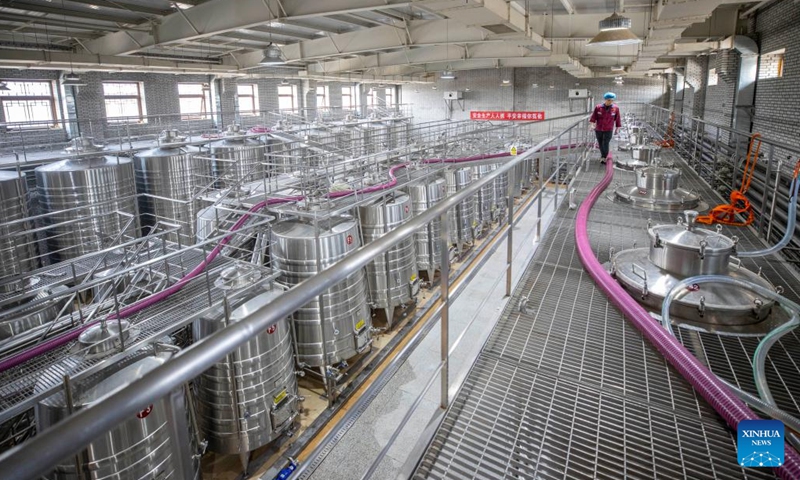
[277,84,297,111]
[316,85,329,109]
[103,81,146,124]
[385,87,395,107]
[177,82,211,120]
[237,83,260,116]
[0,79,60,129]
[341,86,355,110]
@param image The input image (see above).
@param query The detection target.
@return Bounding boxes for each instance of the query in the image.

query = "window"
[103,82,146,123]
[707,68,718,86]
[367,88,379,107]
[278,84,297,111]
[178,83,211,120]
[0,80,59,128]
[316,85,329,108]
[237,84,259,116]
[341,86,356,110]
[759,49,785,79]
[385,87,395,107]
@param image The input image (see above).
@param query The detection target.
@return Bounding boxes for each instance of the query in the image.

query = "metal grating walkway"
[414,146,800,479]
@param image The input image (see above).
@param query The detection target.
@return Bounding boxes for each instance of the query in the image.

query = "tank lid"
[64,137,104,154]
[650,210,737,252]
[272,215,357,239]
[638,166,680,177]
[214,263,262,290]
[80,351,172,405]
[78,320,134,356]
[157,129,188,146]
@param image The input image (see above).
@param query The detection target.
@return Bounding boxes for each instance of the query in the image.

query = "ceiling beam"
[59,0,170,16]
[0,25,98,39]
[557,0,575,15]
[245,26,318,41]
[82,0,425,55]
[326,14,379,28]
[276,19,546,63]
[0,13,134,32]
[0,1,138,24]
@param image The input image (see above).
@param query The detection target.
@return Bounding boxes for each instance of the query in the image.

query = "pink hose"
[575,155,800,479]
[0,142,589,372]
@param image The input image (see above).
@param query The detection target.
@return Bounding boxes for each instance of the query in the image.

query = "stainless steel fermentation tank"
[209,125,266,188]
[512,158,532,197]
[358,194,419,327]
[408,177,446,280]
[445,167,476,251]
[35,138,137,262]
[193,270,298,469]
[133,130,207,244]
[472,164,496,232]
[271,215,371,367]
[493,170,509,222]
[0,171,37,292]
[36,348,200,479]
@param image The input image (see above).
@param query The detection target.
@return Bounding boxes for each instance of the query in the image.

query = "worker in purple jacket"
[589,92,621,164]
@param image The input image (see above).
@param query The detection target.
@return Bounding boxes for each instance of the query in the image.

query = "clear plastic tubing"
[738,173,799,258]
[576,158,800,479]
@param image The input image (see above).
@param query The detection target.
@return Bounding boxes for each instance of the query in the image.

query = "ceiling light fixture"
[611,65,625,72]
[587,12,642,46]
[440,19,457,80]
[259,43,284,65]
[59,0,84,87]
[62,72,86,87]
[500,79,512,87]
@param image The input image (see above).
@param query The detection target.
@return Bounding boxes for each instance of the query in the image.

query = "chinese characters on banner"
[470,111,545,121]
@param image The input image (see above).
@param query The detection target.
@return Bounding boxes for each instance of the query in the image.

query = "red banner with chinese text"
[470,111,545,121]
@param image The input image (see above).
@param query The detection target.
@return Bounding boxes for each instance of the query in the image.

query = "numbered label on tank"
[273,389,288,406]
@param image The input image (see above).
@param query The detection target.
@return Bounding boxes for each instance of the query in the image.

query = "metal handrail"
[0,114,591,479]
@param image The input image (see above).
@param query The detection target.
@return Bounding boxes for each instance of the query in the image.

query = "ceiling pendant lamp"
[440,69,455,80]
[62,72,86,87]
[259,43,284,65]
[587,12,642,46]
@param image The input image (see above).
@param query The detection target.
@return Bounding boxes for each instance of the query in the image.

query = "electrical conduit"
[575,156,800,478]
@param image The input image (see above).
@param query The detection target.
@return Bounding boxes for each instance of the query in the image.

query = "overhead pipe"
[575,157,800,479]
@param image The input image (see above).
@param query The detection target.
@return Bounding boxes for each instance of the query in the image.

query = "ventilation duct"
[719,36,758,133]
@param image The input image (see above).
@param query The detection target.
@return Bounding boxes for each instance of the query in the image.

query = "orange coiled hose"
[697,133,762,226]
[656,111,676,148]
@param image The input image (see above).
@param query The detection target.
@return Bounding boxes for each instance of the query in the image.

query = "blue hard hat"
[603,92,616,100]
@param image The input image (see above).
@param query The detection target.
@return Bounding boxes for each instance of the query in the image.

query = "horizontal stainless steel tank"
[210,124,266,188]
[271,215,371,367]
[358,194,419,327]
[0,170,37,292]
[472,164,495,232]
[193,273,298,464]
[35,138,138,262]
[408,177,446,279]
[133,130,207,244]
[493,170,509,222]
[36,348,200,479]
[445,167,476,249]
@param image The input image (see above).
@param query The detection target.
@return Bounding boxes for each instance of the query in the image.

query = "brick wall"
[685,56,709,118]
[403,67,668,124]
[751,0,800,159]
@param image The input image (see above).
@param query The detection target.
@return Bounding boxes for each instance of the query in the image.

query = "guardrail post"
[506,160,514,297]
[438,210,450,410]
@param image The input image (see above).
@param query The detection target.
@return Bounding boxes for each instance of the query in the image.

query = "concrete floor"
[300,183,571,480]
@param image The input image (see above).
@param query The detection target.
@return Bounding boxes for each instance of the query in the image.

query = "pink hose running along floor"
[574,154,800,479]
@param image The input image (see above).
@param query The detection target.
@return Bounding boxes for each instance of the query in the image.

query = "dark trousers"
[595,130,613,159]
